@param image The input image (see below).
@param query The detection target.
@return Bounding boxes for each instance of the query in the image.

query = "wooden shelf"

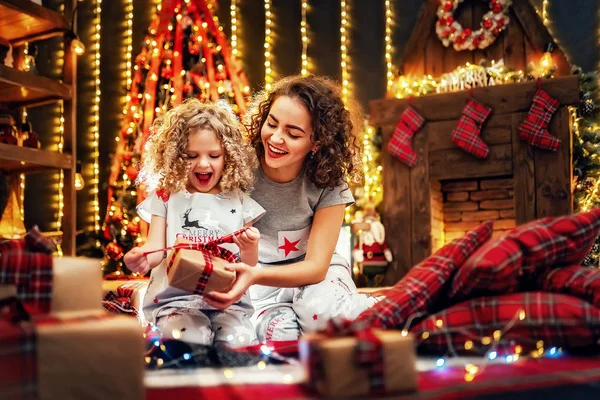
[0,64,72,109]
[0,0,69,46]
[0,143,72,174]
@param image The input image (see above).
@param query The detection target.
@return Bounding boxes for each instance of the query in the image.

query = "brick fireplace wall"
[431,177,516,249]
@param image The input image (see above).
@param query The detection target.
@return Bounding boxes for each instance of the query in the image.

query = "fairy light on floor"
[230,0,239,58]
[264,0,274,91]
[384,0,393,91]
[416,308,564,382]
[340,0,350,103]
[300,0,309,76]
[91,0,102,232]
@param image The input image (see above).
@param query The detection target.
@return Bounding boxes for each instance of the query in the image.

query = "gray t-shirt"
[251,166,354,267]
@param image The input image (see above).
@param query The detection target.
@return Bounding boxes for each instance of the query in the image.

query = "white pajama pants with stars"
[250,264,380,341]
[154,295,258,348]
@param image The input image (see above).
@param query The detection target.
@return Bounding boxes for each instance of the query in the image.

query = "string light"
[384,0,393,91]
[124,0,134,90]
[340,0,349,103]
[230,0,239,57]
[300,0,309,76]
[264,0,274,91]
[542,0,549,26]
[55,101,65,255]
[19,109,26,222]
[91,0,102,232]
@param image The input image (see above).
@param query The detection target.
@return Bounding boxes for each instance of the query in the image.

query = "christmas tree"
[101,0,250,278]
[573,70,600,267]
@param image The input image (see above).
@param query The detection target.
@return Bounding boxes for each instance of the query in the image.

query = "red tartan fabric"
[0,318,36,400]
[451,98,491,159]
[411,292,600,355]
[0,228,54,315]
[353,221,493,330]
[387,106,425,167]
[518,88,561,151]
[450,208,600,300]
[537,265,600,308]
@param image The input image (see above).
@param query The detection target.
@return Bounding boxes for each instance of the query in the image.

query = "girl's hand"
[204,262,258,310]
[123,247,151,275]
[233,227,260,252]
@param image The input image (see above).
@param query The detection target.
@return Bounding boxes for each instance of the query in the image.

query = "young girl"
[204,75,379,340]
[123,99,265,347]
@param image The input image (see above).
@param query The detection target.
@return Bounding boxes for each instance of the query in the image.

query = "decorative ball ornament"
[106,241,124,261]
[436,0,512,51]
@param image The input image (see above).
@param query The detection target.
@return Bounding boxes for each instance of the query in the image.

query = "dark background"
[23,0,599,237]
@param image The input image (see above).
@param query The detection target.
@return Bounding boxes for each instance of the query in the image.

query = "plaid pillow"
[353,221,493,329]
[0,230,54,314]
[411,292,600,355]
[536,265,600,308]
[449,209,600,300]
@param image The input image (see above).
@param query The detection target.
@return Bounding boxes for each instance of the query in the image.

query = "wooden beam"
[369,76,580,126]
[424,114,512,152]
[511,112,536,225]
[511,0,571,76]
[534,107,573,218]
[381,125,413,285]
[410,129,432,266]
[429,144,513,180]
[397,0,438,76]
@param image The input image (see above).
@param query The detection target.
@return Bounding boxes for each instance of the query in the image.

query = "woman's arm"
[204,204,345,309]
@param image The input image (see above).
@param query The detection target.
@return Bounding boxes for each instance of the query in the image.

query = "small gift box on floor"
[102,279,148,319]
[300,328,417,397]
[165,231,243,295]
[0,227,102,314]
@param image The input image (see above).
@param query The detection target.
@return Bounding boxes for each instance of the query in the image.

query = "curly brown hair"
[138,99,257,194]
[245,75,363,188]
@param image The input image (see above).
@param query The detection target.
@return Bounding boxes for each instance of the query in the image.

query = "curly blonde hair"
[245,75,363,189]
[138,99,257,194]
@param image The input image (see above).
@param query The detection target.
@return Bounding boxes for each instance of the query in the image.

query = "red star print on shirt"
[312,314,318,321]
[279,237,301,257]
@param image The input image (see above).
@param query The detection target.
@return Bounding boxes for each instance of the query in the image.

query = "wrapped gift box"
[299,329,417,397]
[0,310,145,400]
[102,279,148,321]
[166,239,235,294]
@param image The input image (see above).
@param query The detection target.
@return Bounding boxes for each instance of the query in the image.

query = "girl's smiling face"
[185,128,225,194]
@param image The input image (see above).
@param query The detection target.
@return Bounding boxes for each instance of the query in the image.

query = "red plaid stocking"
[518,89,560,151]
[387,106,425,167]
[451,98,491,159]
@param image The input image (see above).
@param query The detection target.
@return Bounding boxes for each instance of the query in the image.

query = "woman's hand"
[123,247,151,275]
[204,262,258,310]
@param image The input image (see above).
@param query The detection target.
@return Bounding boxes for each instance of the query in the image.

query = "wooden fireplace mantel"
[368,77,580,284]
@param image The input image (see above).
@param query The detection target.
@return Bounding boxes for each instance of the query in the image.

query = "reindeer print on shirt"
[178,208,222,243]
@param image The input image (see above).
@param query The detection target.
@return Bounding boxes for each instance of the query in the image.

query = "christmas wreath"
[436,0,512,51]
